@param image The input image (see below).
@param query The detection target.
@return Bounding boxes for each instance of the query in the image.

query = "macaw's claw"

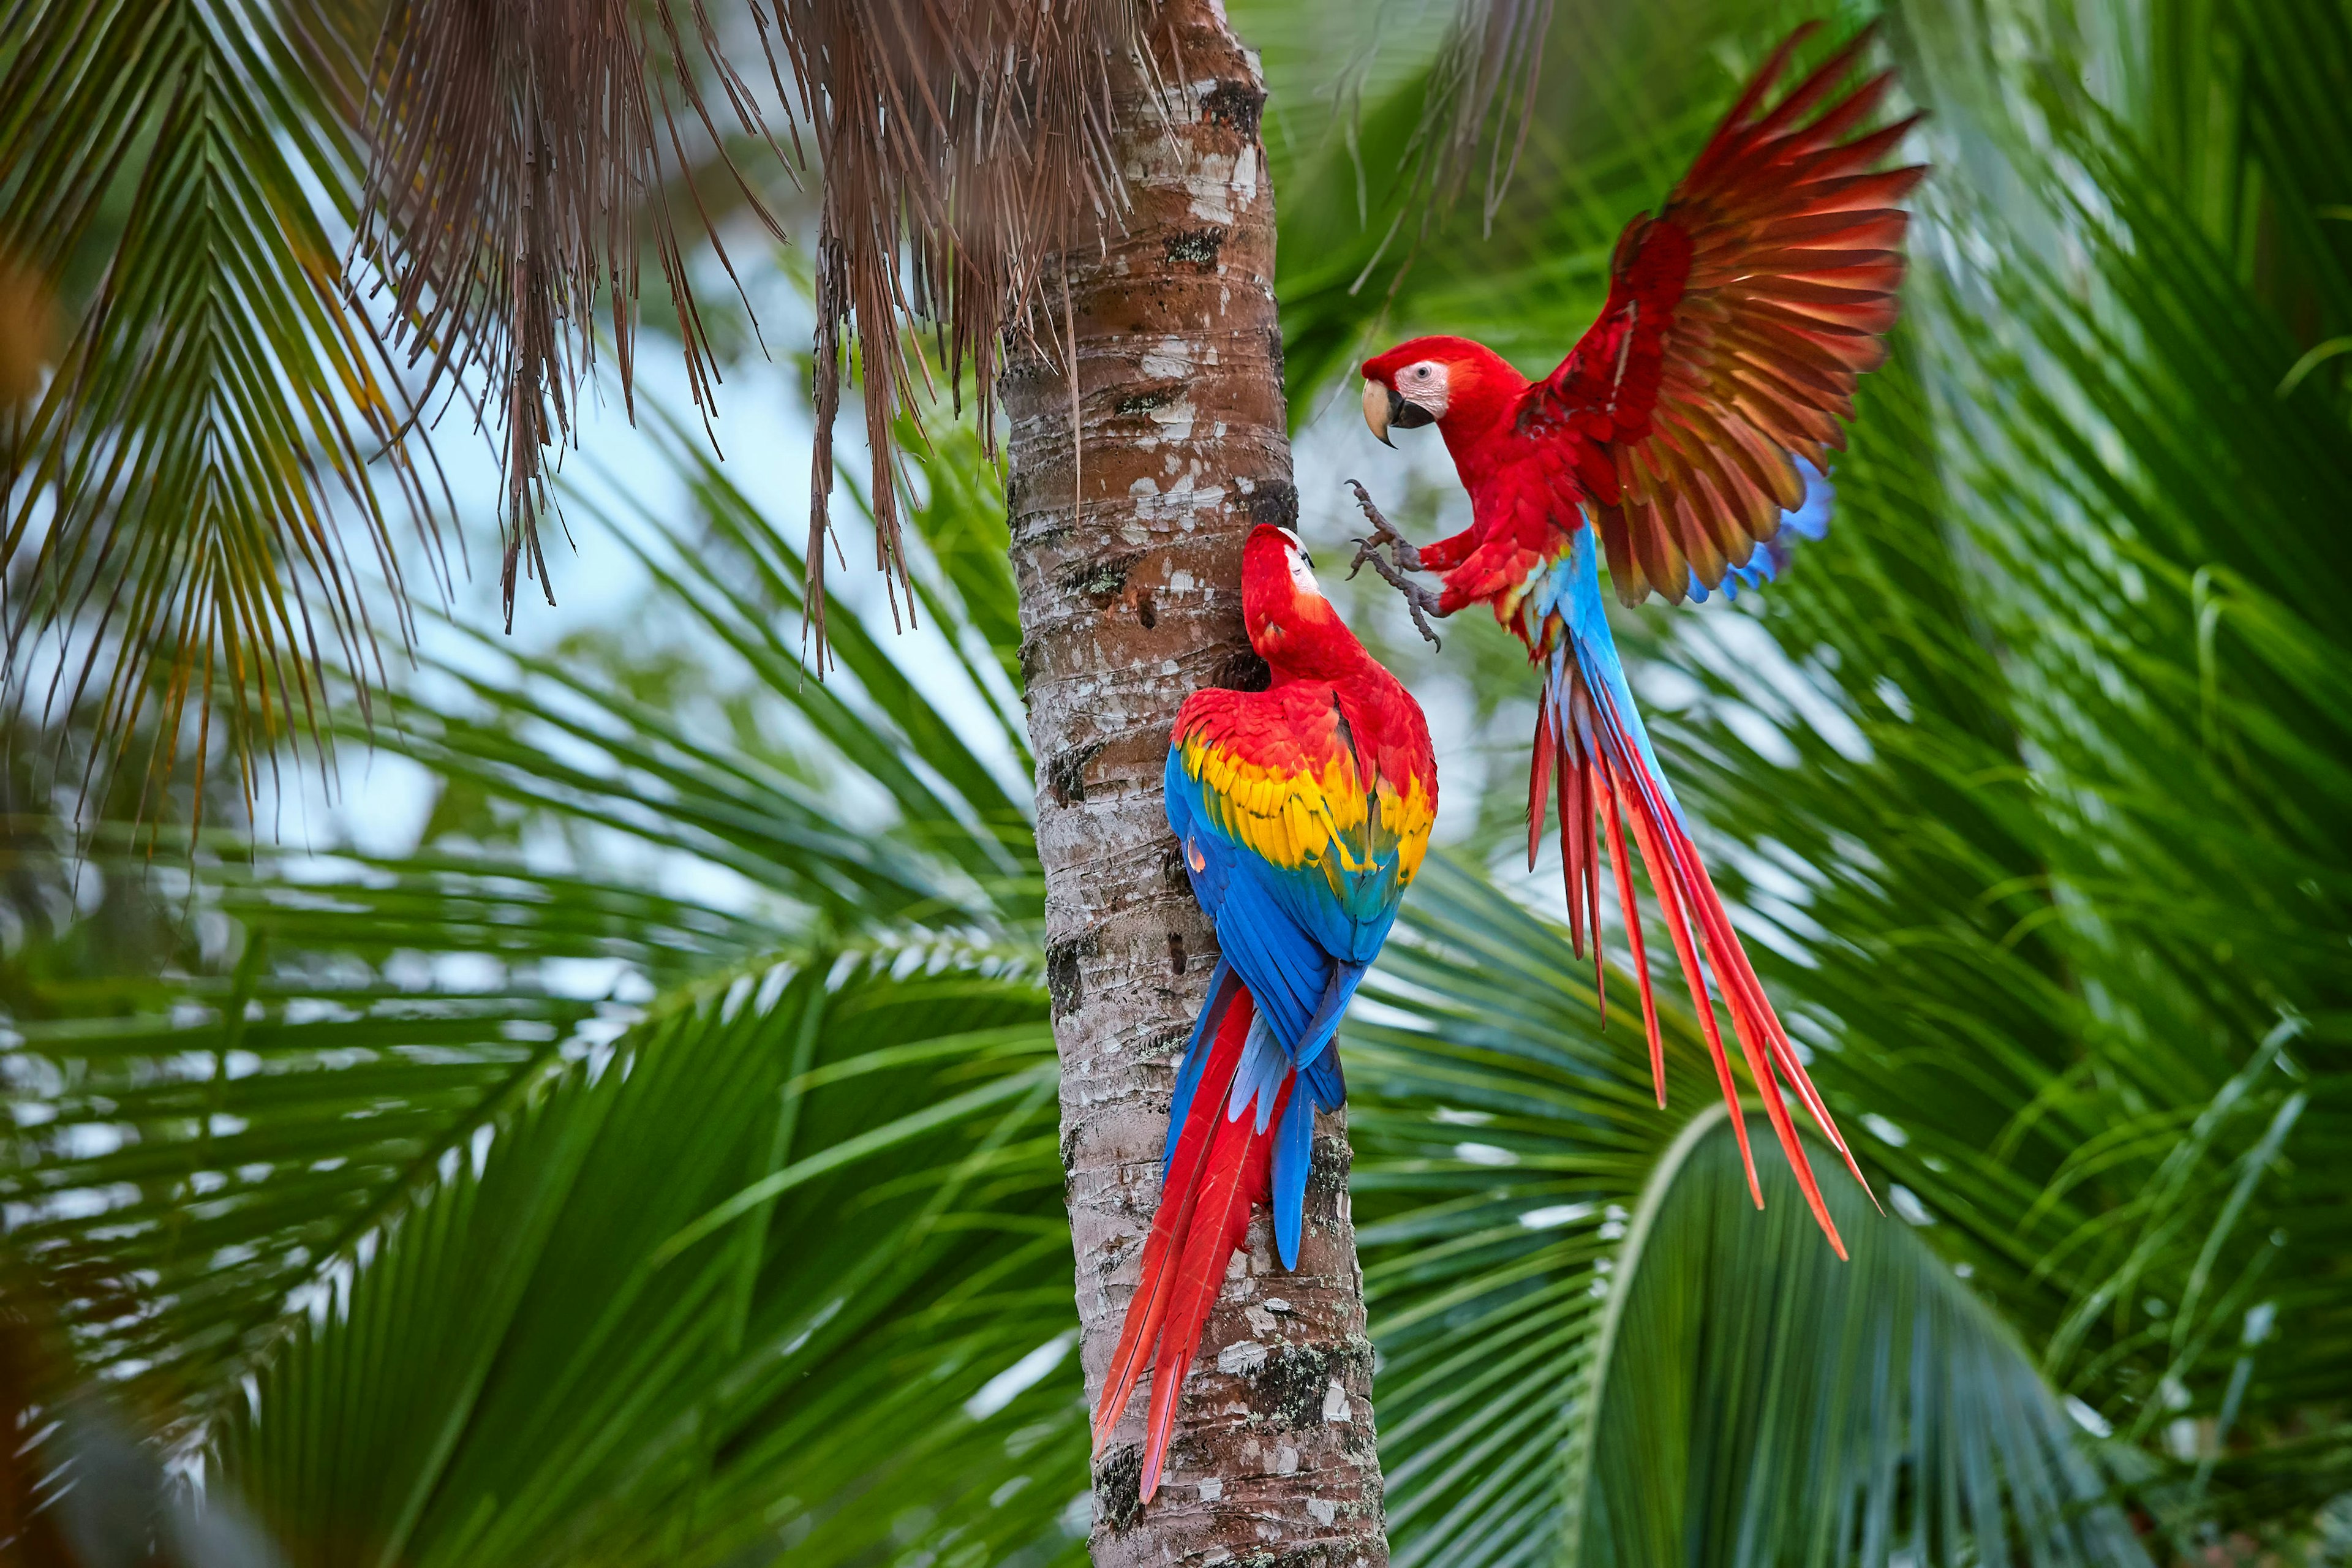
[1345,480,1425,573]
[1345,480,1443,649]
[1389,579,1446,650]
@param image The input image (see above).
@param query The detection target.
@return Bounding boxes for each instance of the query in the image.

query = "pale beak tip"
[1360,378,1394,448]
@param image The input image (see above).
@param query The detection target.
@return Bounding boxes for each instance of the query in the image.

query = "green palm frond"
[0,0,438,823]
[206,949,1081,1568]
[2,925,592,1411]
[1,409,1036,1420]
[1349,862,2149,1568]
[318,416,1036,941]
[1571,1111,2144,1568]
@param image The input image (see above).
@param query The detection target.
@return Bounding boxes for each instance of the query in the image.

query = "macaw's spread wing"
[1164,684,1433,1054]
[1526,24,1923,605]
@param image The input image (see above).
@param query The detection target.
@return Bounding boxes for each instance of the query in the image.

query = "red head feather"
[1360,337,1531,478]
[1362,334,1518,401]
[1240,523,1381,684]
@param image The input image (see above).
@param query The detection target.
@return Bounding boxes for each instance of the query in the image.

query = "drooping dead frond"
[1345,0,1555,301]
[0,249,58,407]
[353,0,1132,669]
[355,0,789,630]
[777,0,1133,674]
[1415,0,1554,233]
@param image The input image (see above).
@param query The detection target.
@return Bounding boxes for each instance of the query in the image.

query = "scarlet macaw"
[1093,522,1436,1502]
[1353,25,1924,1256]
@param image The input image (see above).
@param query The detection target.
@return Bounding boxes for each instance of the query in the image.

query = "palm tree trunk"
[1000,4,1387,1563]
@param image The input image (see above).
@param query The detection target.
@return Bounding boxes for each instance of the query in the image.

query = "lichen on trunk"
[999,3,1388,1564]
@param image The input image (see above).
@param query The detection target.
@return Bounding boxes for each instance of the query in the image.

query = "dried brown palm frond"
[354,0,790,631]
[775,0,1133,672]
[358,0,1134,669]
[0,249,58,407]
[1342,0,1555,301]
[1414,0,1554,232]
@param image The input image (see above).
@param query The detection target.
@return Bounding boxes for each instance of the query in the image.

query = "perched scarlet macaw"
[1354,25,1924,1256]
[1093,523,1436,1503]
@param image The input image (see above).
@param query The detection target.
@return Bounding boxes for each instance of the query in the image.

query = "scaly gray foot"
[1345,480,1444,649]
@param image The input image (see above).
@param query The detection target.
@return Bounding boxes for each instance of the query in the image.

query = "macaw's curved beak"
[1362,379,1400,447]
[1362,379,1434,447]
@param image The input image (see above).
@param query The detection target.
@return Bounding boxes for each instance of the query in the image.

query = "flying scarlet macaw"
[1093,522,1436,1503]
[1352,24,1924,1256]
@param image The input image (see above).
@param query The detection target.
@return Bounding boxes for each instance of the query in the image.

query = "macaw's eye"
[1411,364,1432,381]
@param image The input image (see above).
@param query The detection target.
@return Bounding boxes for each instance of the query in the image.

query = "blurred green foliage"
[6,1,2350,1564]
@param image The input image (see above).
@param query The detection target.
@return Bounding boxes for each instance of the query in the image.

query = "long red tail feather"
[1594,770,1663,1106]
[1091,993,1256,1452]
[1530,697,1556,882]
[1139,1070,1285,1501]
[1611,757,1769,1212]
[1539,658,1867,1257]
[1557,731,1606,1019]
[1091,989,1289,1501]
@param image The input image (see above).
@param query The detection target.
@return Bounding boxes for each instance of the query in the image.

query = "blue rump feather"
[1161,729,1411,1268]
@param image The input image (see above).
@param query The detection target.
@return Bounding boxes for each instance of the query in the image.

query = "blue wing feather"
[1293,960,1370,1076]
[1304,1042,1344,1111]
[1687,456,1832,604]
[1163,699,1422,1270]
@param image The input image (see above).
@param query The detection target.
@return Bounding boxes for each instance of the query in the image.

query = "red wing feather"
[1531,26,1924,605]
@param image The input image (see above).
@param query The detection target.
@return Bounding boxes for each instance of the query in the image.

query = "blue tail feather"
[1227,1011,1291,1133]
[1271,1084,1316,1268]
[1273,964,1365,1267]
[1540,529,1687,831]
[1163,959,1242,1178]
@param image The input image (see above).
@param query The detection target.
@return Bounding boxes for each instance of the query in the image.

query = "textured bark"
[1000,4,1387,1564]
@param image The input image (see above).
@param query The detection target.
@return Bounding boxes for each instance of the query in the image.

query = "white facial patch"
[1284,537,1321,597]
[1398,360,1450,418]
